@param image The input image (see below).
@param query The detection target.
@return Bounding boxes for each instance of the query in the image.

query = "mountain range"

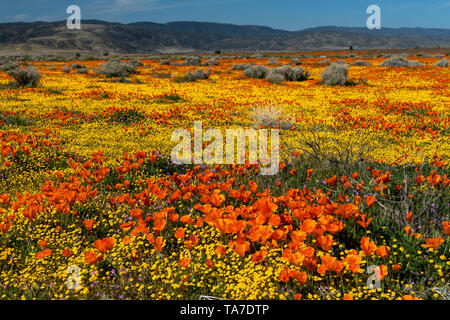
[0,20,449,54]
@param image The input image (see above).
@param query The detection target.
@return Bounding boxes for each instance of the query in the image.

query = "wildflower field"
[0,50,448,300]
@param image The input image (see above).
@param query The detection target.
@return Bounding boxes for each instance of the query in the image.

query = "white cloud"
[87,0,238,16]
[13,13,29,21]
[87,0,160,15]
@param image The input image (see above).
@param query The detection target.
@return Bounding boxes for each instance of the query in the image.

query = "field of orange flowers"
[0,51,448,300]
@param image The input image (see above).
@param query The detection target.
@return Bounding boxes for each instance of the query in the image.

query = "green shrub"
[175,68,211,82]
[251,104,294,129]
[321,63,349,86]
[70,63,86,69]
[108,109,146,125]
[76,68,89,74]
[434,58,448,67]
[95,59,136,81]
[350,60,372,66]
[317,59,331,66]
[128,60,143,68]
[232,63,254,70]
[183,56,202,66]
[243,65,270,79]
[7,67,42,87]
[0,61,19,71]
[204,57,219,66]
[380,54,423,67]
[267,65,310,83]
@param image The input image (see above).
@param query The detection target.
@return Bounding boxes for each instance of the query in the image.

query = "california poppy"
[178,258,190,268]
[421,237,444,250]
[366,196,376,208]
[174,227,186,239]
[35,248,53,260]
[85,250,103,265]
[94,237,116,253]
[376,245,390,259]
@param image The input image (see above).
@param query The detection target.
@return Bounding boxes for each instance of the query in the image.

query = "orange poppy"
[0,222,11,233]
[154,236,165,252]
[291,230,307,244]
[300,219,317,234]
[278,268,290,283]
[335,203,359,219]
[83,219,95,232]
[205,259,214,269]
[174,227,186,239]
[252,250,267,264]
[366,196,376,208]
[421,237,444,250]
[268,214,281,227]
[404,226,412,235]
[406,211,413,222]
[153,218,166,231]
[62,249,71,257]
[38,240,47,247]
[376,245,390,259]
[317,234,334,251]
[35,248,53,260]
[360,236,377,256]
[343,293,353,300]
[130,208,143,219]
[402,295,420,300]
[85,250,103,265]
[178,258,190,268]
[120,221,136,232]
[215,245,226,256]
[442,221,450,235]
[94,237,116,253]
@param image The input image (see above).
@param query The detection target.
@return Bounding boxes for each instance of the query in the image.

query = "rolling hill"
[0,20,449,54]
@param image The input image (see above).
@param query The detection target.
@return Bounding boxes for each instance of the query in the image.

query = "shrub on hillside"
[70,63,86,69]
[95,59,136,81]
[76,68,89,74]
[175,68,211,82]
[232,63,254,70]
[204,57,219,66]
[183,56,202,66]
[350,60,372,66]
[7,67,42,87]
[128,60,143,68]
[251,104,294,130]
[317,59,331,66]
[380,54,423,67]
[267,65,310,83]
[0,61,19,71]
[434,58,449,67]
[266,72,285,83]
[321,63,349,86]
[243,65,270,79]
[62,66,71,73]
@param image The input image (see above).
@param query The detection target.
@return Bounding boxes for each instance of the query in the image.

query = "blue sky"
[1,0,449,30]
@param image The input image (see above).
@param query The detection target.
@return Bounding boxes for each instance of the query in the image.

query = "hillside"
[0,20,449,54]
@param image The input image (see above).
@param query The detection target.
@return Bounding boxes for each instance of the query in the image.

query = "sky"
[1,0,449,30]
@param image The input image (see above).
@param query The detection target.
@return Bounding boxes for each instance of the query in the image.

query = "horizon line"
[1,19,449,32]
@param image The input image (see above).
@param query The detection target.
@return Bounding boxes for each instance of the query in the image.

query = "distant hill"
[0,20,449,54]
